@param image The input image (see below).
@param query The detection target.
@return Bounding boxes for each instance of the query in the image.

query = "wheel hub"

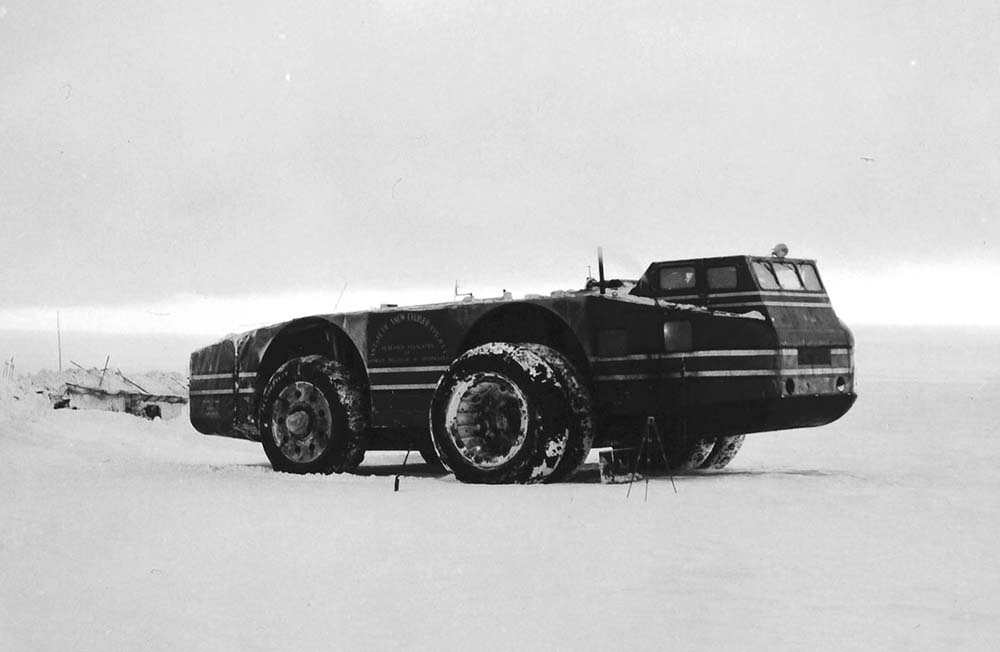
[270,381,332,464]
[285,410,312,438]
[444,372,529,469]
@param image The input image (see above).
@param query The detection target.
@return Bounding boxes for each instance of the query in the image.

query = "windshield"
[798,263,824,291]
[752,260,823,292]
[752,261,780,290]
[773,263,803,290]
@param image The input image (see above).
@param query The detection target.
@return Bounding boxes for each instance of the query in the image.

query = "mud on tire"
[662,436,717,471]
[521,343,594,482]
[699,434,745,470]
[260,355,369,474]
[429,343,591,484]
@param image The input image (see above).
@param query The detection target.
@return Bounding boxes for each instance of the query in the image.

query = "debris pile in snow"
[0,368,189,420]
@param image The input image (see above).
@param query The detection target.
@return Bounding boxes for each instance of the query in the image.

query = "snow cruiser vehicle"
[189,248,856,483]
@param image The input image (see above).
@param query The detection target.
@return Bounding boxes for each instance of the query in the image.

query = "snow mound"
[25,368,188,397]
[0,369,188,420]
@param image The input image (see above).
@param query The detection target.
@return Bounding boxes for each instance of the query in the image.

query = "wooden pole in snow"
[116,369,149,394]
[57,311,62,372]
[100,355,110,388]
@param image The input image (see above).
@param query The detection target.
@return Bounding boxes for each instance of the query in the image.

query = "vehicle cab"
[630,252,855,416]
[631,255,828,313]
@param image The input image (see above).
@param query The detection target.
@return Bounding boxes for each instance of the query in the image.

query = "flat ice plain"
[1,326,997,651]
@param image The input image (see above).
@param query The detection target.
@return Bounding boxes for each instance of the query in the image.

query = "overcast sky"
[1,0,997,334]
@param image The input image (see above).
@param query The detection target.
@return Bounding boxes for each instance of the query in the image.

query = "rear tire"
[429,343,587,484]
[662,436,717,471]
[699,434,745,470]
[259,355,369,474]
[637,419,715,473]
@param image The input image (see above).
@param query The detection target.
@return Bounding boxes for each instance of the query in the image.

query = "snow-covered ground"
[1,332,998,651]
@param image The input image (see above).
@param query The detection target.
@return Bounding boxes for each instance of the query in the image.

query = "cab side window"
[658,266,696,291]
[707,266,738,290]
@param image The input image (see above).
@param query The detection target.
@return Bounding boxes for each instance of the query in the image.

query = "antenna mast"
[597,248,606,295]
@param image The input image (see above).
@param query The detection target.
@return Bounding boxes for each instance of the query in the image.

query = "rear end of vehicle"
[189,338,237,437]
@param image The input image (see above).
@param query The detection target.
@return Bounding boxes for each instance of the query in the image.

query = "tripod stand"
[626,416,678,499]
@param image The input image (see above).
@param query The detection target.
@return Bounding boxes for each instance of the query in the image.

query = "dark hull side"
[191,292,856,447]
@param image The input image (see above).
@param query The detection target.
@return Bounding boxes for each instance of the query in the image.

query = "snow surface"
[2,346,998,650]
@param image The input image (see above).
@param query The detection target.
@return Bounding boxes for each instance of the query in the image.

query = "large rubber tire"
[522,344,594,482]
[259,355,369,474]
[636,418,715,473]
[662,436,717,471]
[429,343,585,484]
[699,434,745,470]
[416,434,445,469]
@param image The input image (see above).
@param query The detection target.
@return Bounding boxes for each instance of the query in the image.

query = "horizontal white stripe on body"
[190,371,255,381]
[709,301,832,309]
[715,291,829,299]
[368,365,449,374]
[780,348,851,357]
[371,383,439,391]
[190,373,232,381]
[596,349,848,364]
[594,367,852,382]
[595,349,782,363]
[655,291,829,301]
[189,389,232,396]
[786,367,852,376]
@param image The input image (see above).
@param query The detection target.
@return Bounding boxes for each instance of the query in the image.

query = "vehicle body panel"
[190,254,857,450]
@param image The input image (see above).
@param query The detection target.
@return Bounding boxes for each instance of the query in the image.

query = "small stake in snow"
[56,311,62,372]
[394,445,413,492]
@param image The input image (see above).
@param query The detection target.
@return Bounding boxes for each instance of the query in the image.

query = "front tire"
[259,355,369,474]
[522,344,594,482]
[429,343,589,484]
[416,434,445,469]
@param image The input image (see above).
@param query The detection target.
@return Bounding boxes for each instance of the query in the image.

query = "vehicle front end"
[591,253,857,446]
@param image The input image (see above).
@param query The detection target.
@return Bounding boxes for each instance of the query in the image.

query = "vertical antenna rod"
[597,247,606,295]
[333,281,348,312]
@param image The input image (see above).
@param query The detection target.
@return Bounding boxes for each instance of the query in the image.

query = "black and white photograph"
[1,2,997,650]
